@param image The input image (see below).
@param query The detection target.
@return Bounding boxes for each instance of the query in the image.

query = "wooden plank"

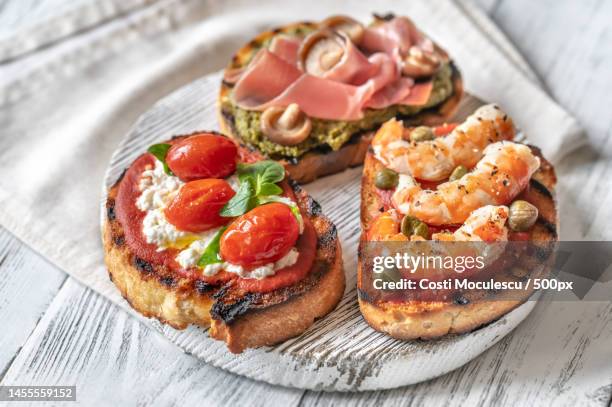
[300,294,612,406]
[484,0,612,148]
[0,227,66,379]
[1,278,305,406]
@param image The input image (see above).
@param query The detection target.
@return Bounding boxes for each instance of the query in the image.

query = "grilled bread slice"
[358,142,557,340]
[218,17,463,184]
[103,138,344,353]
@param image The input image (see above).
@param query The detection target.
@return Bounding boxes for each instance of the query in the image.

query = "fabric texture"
[0,0,584,307]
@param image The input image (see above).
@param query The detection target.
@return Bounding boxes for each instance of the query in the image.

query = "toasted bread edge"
[358,145,558,340]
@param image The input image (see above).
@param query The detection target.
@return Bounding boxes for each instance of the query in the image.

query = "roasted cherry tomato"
[220,203,299,267]
[433,122,458,137]
[164,179,235,232]
[166,133,237,181]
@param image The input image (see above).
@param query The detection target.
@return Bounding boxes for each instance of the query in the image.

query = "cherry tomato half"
[164,179,235,232]
[220,203,299,267]
[166,133,237,181]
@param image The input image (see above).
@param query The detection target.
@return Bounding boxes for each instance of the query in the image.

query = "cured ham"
[360,16,423,55]
[231,17,440,121]
[319,33,377,85]
[232,50,301,107]
[269,35,301,65]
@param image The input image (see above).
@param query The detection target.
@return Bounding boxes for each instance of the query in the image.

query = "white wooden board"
[100,73,538,391]
[1,0,611,404]
[0,227,67,379]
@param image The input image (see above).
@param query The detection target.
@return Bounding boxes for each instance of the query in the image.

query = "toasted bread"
[103,137,345,353]
[358,143,558,340]
[218,18,464,184]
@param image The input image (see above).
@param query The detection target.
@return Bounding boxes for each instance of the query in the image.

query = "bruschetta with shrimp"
[358,105,558,340]
[103,132,344,353]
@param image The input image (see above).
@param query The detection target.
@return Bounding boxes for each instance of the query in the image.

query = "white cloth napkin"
[0,0,584,306]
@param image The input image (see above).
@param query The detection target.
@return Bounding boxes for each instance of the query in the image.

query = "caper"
[401,215,430,239]
[508,200,538,232]
[413,222,430,239]
[410,126,435,142]
[375,168,399,189]
[449,165,468,181]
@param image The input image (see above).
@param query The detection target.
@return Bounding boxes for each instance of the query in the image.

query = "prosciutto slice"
[366,79,434,109]
[232,50,302,107]
[361,16,424,55]
[235,51,404,120]
[269,35,301,65]
[320,32,377,85]
[231,17,437,121]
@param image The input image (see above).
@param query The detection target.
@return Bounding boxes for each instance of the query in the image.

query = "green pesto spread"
[223,42,454,158]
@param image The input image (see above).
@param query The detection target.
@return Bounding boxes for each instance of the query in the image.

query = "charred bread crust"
[208,181,345,353]
[210,238,344,353]
[210,180,339,324]
[217,21,463,184]
[104,192,215,330]
[358,143,558,340]
[102,136,345,352]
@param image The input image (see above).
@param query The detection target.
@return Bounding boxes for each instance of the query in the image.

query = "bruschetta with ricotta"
[103,132,344,353]
[218,14,463,183]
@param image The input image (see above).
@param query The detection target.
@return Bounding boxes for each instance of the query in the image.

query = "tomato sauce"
[236,215,317,293]
[113,141,318,292]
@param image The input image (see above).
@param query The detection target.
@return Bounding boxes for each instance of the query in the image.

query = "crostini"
[103,132,344,353]
[218,14,463,183]
[358,105,558,340]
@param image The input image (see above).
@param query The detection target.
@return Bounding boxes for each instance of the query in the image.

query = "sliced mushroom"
[260,104,312,146]
[298,29,347,77]
[320,15,365,44]
[401,45,442,78]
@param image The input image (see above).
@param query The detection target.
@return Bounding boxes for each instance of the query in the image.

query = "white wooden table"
[1,0,612,405]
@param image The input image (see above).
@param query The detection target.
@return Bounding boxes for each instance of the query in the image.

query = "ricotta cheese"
[137,161,188,250]
[175,226,224,269]
[137,160,300,279]
[177,240,299,279]
[136,161,240,251]
[224,248,300,280]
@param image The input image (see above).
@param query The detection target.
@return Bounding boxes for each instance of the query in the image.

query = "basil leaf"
[237,161,285,187]
[220,178,256,217]
[288,204,304,232]
[220,160,285,218]
[147,143,173,175]
[197,227,227,267]
[257,161,285,185]
[257,182,283,196]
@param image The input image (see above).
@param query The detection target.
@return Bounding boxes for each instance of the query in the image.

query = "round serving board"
[102,72,535,391]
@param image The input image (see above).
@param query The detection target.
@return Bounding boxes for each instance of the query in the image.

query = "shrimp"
[432,205,509,242]
[371,104,515,181]
[367,205,508,242]
[392,141,540,225]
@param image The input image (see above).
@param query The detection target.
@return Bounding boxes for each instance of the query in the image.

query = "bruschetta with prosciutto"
[218,14,463,183]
